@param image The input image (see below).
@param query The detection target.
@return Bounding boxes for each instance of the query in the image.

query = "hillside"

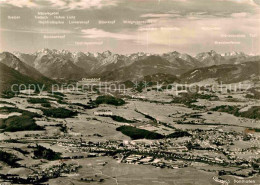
[143,73,180,84]
[0,52,53,84]
[0,63,47,93]
[100,56,182,81]
[180,61,260,84]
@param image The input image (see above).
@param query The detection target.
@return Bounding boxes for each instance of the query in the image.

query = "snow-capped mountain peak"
[223,51,247,57]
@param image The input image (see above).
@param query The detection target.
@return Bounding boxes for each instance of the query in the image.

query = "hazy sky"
[0,0,260,55]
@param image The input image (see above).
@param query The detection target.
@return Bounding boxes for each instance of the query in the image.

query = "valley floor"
[0,82,259,185]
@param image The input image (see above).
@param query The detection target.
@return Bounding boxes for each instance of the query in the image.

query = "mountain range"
[0,49,259,90]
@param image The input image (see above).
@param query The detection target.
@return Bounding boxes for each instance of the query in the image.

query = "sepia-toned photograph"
[0,0,260,184]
